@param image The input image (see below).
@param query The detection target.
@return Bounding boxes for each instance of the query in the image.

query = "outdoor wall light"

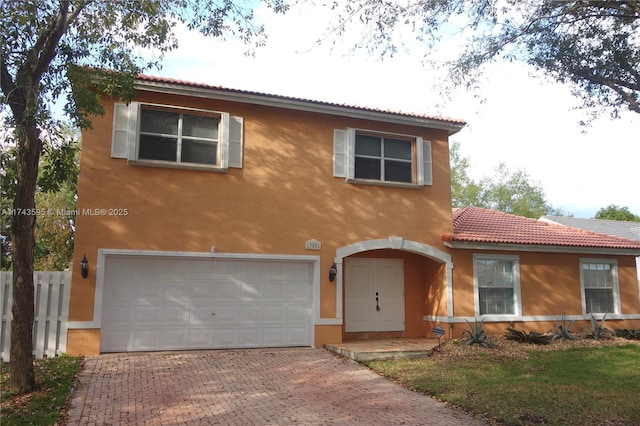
[80,255,88,279]
[329,262,337,282]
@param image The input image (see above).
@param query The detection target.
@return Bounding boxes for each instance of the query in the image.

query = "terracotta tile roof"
[444,206,640,250]
[135,74,466,127]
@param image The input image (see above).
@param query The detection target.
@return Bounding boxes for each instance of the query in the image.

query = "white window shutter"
[219,112,230,169]
[111,103,129,158]
[417,138,433,186]
[333,129,347,177]
[346,128,356,180]
[126,102,140,161]
[228,115,243,168]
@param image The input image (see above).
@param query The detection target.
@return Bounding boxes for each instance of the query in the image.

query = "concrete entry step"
[325,338,440,362]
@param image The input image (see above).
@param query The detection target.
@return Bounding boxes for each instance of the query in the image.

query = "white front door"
[345,258,405,332]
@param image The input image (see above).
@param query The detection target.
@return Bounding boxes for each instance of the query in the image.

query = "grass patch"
[366,343,640,425]
[1,355,83,426]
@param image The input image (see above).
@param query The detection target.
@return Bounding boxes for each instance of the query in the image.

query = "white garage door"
[100,255,313,352]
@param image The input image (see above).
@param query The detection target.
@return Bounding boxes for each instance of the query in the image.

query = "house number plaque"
[305,239,321,250]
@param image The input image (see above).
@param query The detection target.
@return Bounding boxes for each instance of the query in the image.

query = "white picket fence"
[0,270,71,361]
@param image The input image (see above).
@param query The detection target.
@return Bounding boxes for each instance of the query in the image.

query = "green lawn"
[366,343,640,426]
[1,355,83,426]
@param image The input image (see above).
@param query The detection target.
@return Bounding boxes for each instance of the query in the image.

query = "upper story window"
[580,259,620,314]
[354,133,413,183]
[474,254,521,317]
[333,128,432,188]
[139,107,220,166]
[111,102,243,172]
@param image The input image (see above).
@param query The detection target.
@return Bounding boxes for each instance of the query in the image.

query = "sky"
[152,2,639,219]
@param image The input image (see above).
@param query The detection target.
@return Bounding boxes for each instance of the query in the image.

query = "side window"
[474,255,521,317]
[580,259,619,314]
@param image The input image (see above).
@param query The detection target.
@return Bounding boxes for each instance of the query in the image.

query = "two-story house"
[65,74,640,355]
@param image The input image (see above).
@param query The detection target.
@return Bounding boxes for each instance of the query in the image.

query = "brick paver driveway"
[66,348,488,425]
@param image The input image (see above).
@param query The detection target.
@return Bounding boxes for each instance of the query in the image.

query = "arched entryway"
[335,237,452,340]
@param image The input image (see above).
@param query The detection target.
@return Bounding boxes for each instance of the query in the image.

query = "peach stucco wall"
[447,249,640,337]
[67,90,455,354]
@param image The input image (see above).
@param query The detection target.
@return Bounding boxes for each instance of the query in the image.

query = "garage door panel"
[240,305,263,322]
[187,328,212,347]
[101,256,313,352]
[102,305,134,324]
[214,281,238,300]
[135,306,163,324]
[213,328,238,347]
[212,305,240,323]
[189,305,215,325]
[101,329,130,351]
[133,329,161,350]
[286,326,311,345]
[263,282,286,300]
[286,305,311,322]
[264,305,284,321]
[237,328,263,347]
[163,306,188,325]
[162,330,187,348]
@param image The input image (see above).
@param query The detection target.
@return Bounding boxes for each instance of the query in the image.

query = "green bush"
[504,327,552,345]
[549,316,576,340]
[581,313,615,341]
[461,318,493,348]
[614,329,640,340]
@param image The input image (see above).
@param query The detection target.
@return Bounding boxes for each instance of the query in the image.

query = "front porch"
[324,338,440,361]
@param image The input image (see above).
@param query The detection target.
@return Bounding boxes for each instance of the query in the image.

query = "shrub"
[581,313,614,341]
[549,316,576,340]
[461,318,493,348]
[504,327,552,345]
[614,329,640,340]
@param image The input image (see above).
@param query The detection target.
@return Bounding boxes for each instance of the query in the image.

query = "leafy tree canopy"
[326,0,640,119]
[594,204,640,221]
[450,141,560,218]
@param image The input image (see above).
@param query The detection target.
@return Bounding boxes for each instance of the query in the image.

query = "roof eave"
[443,240,640,256]
[135,80,466,135]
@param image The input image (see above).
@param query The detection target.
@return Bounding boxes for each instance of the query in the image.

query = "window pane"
[583,263,612,289]
[139,135,177,161]
[477,259,514,288]
[585,289,614,313]
[384,138,412,160]
[140,109,179,135]
[355,135,381,156]
[385,160,412,183]
[355,157,381,180]
[479,288,514,315]
[183,114,218,139]
[182,140,217,165]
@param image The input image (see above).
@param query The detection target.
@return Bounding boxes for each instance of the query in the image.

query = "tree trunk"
[9,124,42,393]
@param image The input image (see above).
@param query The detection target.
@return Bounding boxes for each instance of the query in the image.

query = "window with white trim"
[474,255,521,316]
[111,102,243,171]
[139,107,220,165]
[333,128,432,187]
[580,259,619,314]
[355,133,413,183]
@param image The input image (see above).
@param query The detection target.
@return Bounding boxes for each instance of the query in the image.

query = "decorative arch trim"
[336,237,451,266]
